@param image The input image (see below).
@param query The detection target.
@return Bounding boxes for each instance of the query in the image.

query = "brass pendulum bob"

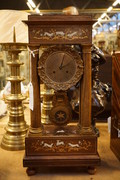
[41,84,54,124]
[1,27,28,150]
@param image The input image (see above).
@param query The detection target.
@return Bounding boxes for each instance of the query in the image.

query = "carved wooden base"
[23,154,100,175]
[25,125,98,155]
[23,153,100,166]
[23,125,100,175]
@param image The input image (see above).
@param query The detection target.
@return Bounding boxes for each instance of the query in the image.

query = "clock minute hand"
[61,60,72,68]
[59,54,65,70]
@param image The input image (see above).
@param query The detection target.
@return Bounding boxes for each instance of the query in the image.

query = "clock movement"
[23,15,100,175]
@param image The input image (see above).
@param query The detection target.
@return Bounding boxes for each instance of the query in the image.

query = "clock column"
[79,44,92,133]
[29,46,42,133]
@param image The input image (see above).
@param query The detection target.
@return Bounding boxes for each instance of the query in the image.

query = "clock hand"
[61,60,72,68]
[59,54,65,70]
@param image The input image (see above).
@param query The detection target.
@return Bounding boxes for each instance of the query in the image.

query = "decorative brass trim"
[31,25,89,41]
[31,139,92,153]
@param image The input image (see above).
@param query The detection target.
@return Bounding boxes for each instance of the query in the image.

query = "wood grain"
[110,52,120,160]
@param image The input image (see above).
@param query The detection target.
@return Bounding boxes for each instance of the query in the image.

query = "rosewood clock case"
[23,15,100,175]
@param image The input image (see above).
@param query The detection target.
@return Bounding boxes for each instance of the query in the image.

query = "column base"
[78,125,95,135]
[23,153,100,176]
[29,126,43,134]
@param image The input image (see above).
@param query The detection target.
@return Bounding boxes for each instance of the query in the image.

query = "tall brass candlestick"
[1,28,28,150]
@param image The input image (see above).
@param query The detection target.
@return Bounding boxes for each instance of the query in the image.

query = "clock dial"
[45,52,76,83]
[38,46,83,91]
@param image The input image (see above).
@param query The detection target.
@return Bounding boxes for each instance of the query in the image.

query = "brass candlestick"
[1,28,28,150]
[41,84,54,124]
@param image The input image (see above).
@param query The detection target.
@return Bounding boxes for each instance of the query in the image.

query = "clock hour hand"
[59,54,65,70]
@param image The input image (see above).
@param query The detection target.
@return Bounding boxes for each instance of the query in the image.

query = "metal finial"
[13,26,16,43]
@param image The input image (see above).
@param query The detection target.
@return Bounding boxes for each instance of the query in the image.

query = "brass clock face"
[45,52,76,83]
[38,46,83,91]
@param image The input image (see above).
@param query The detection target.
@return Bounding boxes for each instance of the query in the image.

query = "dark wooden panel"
[110,52,120,160]
[98,54,112,84]
[28,14,93,22]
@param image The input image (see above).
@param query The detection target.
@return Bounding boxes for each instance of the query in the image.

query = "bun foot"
[87,166,96,175]
[26,167,37,176]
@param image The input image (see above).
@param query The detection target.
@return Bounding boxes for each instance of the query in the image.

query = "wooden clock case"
[23,14,100,175]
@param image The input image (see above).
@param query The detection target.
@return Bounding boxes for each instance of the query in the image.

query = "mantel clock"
[23,15,100,175]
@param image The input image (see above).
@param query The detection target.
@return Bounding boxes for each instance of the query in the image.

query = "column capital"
[82,44,92,53]
[28,45,40,51]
